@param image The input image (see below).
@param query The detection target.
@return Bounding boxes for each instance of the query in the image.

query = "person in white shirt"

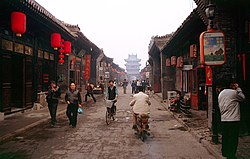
[130,86,151,129]
[218,82,245,159]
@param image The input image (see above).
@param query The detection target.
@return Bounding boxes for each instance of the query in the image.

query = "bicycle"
[105,99,116,125]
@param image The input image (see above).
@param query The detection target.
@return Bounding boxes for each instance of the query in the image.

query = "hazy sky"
[35,0,196,69]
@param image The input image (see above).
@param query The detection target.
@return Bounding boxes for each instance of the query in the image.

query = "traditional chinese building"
[125,54,141,81]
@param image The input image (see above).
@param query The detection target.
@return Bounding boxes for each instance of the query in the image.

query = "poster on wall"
[200,30,226,66]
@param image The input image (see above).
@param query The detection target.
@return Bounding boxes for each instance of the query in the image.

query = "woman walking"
[46,81,61,127]
[65,82,82,128]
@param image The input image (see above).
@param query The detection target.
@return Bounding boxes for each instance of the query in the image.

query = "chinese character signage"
[206,66,212,86]
[84,54,91,80]
[200,30,226,66]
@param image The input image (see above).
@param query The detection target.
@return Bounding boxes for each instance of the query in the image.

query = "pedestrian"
[122,79,128,94]
[136,80,142,93]
[131,80,137,94]
[142,80,146,92]
[106,80,118,120]
[218,82,245,159]
[46,81,61,127]
[65,82,82,128]
[85,83,96,103]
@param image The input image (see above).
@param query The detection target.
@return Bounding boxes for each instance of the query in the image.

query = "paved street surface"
[0,88,215,159]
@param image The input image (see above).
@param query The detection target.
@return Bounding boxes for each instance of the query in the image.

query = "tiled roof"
[161,8,203,51]
[20,0,75,37]
[154,34,173,51]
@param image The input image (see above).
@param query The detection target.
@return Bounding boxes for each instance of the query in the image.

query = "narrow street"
[0,87,215,159]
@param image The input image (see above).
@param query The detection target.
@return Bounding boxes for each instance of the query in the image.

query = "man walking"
[131,80,137,94]
[46,81,61,127]
[218,82,245,159]
[85,83,96,103]
[122,79,128,94]
[65,82,82,128]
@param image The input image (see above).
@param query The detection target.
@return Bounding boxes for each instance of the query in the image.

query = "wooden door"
[25,56,33,108]
[11,55,24,108]
[1,54,12,112]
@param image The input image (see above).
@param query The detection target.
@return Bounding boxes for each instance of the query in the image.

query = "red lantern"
[171,56,176,66]
[59,59,64,64]
[11,12,26,37]
[59,54,65,59]
[177,56,183,68]
[64,41,71,55]
[59,49,65,53]
[51,33,61,50]
[166,58,171,66]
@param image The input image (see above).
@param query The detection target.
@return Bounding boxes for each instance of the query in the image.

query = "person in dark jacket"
[131,80,137,94]
[65,82,82,128]
[85,83,96,103]
[106,80,118,120]
[46,81,61,127]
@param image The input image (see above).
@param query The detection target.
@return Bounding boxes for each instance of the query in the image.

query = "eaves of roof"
[18,0,76,38]
[161,8,203,52]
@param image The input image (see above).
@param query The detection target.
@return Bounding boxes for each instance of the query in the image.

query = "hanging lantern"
[177,56,183,68]
[51,33,61,50]
[166,58,171,66]
[64,41,71,55]
[11,12,26,37]
[59,49,65,53]
[59,59,64,64]
[171,56,176,66]
[59,54,65,59]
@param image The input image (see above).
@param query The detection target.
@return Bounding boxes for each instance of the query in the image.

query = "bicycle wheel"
[106,108,111,125]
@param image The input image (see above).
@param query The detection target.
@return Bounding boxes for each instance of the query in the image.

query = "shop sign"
[25,46,33,56]
[84,54,91,80]
[38,49,43,58]
[182,65,193,71]
[200,30,226,65]
[206,66,212,86]
[50,53,54,61]
[104,72,110,79]
[44,51,49,60]
[14,43,24,54]
[43,74,49,83]
[2,39,13,51]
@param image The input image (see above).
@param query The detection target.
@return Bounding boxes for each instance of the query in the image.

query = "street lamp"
[205,1,218,144]
[205,2,215,30]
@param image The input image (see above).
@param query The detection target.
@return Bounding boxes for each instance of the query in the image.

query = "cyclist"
[106,80,118,120]
[130,86,151,129]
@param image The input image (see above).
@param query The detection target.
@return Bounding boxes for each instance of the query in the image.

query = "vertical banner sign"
[84,55,91,80]
[205,66,212,86]
[200,30,226,66]
[43,74,49,83]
